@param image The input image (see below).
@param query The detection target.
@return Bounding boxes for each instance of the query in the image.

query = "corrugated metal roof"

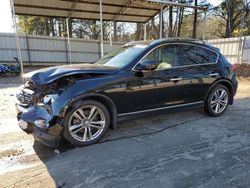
[13,0,163,23]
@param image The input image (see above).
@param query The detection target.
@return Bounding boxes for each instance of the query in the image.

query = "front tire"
[204,84,230,117]
[63,100,110,146]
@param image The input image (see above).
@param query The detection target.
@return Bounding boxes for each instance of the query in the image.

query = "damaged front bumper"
[16,104,63,147]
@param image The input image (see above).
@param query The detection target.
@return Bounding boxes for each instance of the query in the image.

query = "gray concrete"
[1,80,250,188]
[38,97,250,188]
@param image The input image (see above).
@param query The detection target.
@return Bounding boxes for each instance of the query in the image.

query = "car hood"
[24,64,118,85]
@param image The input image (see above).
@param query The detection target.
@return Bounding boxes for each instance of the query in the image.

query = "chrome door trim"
[170,77,183,82]
[209,73,219,77]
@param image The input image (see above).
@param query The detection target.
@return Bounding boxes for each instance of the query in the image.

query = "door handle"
[209,73,219,77]
[170,77,183,82]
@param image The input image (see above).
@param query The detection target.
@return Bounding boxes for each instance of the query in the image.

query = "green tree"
[214,0,250,37]
[18,16,66,36]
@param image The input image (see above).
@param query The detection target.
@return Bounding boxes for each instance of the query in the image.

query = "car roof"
[124,38,220,53]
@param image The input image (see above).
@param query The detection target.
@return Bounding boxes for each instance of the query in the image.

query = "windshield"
[95,45,147,68]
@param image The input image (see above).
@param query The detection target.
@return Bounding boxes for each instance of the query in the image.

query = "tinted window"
[180,45,218,66]
[136,44,180,70]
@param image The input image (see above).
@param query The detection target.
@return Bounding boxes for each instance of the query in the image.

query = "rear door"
[178,44,220,102]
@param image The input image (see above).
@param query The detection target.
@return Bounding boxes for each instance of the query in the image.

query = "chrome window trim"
[132,43,220,72]
[118,101,204,116]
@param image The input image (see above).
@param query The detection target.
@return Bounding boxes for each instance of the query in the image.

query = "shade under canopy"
[13,0,166,23]
[13,0,207,23]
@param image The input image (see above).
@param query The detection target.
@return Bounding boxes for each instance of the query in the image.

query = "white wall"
[1,33,249,65]
[207,36,250,64]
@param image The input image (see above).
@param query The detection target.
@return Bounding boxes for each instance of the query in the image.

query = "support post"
[10,0,24,77]
[202,11,207,41]
[100,0,104,57]
[66,18,72,64]
[159,6,163,39]
[24,17,31,65]
[109,21,112,46]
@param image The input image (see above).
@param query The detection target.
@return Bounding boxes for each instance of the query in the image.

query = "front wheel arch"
[61,93,117,129]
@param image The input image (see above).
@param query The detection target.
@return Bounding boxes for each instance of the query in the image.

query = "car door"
[123,44,187,113]
[178,44,220,103]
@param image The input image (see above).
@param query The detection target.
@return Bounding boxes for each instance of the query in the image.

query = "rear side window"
[180,45,218,66]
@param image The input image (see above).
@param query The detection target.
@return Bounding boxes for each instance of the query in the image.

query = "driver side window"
[136,44,179,70]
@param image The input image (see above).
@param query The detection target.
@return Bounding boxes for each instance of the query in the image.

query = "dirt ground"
[0,73,250,188]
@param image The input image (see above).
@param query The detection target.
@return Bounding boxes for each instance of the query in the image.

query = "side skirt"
[117,101,204,121]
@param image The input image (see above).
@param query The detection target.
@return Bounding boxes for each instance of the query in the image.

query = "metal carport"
[10,0,208,76]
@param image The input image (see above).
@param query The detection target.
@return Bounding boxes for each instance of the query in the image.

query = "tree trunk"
[58,19,62,37]
[63,19,67,37]
[136,23,142,40]
[45,18,50,36]
[169,4,173,37]
[192,0,198,39]
[50,18,55,37]
[68,18,72,38]
[92,20,98,40]
[151,17,158,39]
[173,7,179,36]
[162,11,164,38]
[225,0,234,38]
[114,21,117,41]
[177,7,184,37]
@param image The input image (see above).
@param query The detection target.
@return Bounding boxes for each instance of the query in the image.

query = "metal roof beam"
[15,13,148,23]
[146,0,208,11]
[68,0,79,18]
[111,0,136,21]
[60,0,161,11]
[14,4,152,19]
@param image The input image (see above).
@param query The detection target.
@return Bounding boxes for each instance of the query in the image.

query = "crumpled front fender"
[50,77,118,129]
[50,75,117,117]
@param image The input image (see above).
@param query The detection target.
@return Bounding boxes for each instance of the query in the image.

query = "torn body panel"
[24,64,117,85]
[16,64,120,147]
[16,104,62,147]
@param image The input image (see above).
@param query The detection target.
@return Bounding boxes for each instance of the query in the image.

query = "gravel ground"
[0,71,250,188]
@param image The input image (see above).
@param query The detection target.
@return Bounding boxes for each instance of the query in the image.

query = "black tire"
[63,100,110,146]
[204,84,230,117]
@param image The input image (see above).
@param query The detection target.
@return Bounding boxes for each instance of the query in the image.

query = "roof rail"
[165,37,207,45]
[123,40,152,46]
[123,38,208,47]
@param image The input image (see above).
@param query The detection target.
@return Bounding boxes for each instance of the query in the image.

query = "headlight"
[43,94,59,104]
[34,119,49,129]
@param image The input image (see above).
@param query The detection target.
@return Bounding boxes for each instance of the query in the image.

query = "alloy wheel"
[210,88,229,114]
[68,105,106,142]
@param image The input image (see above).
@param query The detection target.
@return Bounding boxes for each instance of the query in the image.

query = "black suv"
[16,39,238,147]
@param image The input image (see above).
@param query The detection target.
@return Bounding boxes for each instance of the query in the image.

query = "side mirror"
[135,59,158,71]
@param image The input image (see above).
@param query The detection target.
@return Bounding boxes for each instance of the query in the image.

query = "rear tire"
[204,84,230,117]
[63,100,110,146]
